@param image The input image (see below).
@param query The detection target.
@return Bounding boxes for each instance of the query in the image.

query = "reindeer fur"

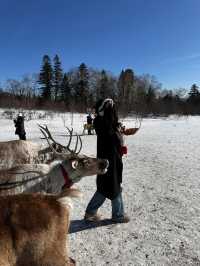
[0,190,76,266]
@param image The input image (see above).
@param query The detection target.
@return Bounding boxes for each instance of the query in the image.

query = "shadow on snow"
[69,219,116,234]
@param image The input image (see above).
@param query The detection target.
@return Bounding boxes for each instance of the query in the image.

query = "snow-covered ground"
[1,110,200,266]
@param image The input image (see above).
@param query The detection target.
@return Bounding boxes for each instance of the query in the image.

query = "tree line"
[0,54,200,116]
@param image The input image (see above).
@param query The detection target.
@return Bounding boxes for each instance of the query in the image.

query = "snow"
[1,110,200,265]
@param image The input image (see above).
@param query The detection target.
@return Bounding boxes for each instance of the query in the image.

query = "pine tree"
[38,55,53,100]
[74,63,90,110]
[53,55,63,101]
[98,70,109,100]
[118,70,125,101]
[188,84,200,104]
[145,85,156,114]
[146,86,156,103]
[61,73,71,107]
[124,69,135,104]
[117,69,135,113]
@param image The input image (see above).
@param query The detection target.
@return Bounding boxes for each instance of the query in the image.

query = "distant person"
[86,113,93,135]
[84,98,130,223]
[14,113,26,140]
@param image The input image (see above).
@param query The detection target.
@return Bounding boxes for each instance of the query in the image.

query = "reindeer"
[0,189,79,266]
[0,126,83,170]
[0,127,109,265]
[0,125,109,195]
[0,140,44,170]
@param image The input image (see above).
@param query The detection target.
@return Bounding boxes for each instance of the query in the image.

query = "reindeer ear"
[71,160,79,169]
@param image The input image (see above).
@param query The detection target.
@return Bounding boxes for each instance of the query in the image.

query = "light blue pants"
[86,191,124,218]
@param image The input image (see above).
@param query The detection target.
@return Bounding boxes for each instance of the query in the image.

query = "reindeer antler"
[65,126,82,154]
[38,124,82,155]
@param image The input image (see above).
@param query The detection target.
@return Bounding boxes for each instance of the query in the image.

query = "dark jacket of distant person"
[87,114,93,125]
[14,114,26,140]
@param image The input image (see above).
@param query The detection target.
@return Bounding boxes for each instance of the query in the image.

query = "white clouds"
[162,53,200,64]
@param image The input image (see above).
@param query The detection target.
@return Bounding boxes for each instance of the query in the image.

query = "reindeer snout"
[99,159,109,170]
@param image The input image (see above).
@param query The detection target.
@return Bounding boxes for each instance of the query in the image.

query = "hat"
[97,98,114,116]
[18,113,23,117]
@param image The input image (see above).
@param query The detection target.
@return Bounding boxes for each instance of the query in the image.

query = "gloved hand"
[120,146,128,156]
[124,128,139,135]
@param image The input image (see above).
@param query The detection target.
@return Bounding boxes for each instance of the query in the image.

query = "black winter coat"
[14,117,26,136]
[87,115,93,125]
[94,115,123,200]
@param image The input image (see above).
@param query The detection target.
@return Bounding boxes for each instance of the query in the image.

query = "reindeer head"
[38,125,109,185]
[61,155,109,182]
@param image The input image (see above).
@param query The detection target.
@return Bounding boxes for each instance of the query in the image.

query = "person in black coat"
[14,113,26,140]
[84,98,130,223]
[86,113,93,135]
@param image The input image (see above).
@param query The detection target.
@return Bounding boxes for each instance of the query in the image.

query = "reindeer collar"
[60,164,73,188]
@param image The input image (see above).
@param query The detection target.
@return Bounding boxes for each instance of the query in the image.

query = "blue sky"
[0,0,200,89]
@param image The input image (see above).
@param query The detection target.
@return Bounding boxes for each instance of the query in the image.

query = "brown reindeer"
[0,126,109,265]
[0,189,79,266]
[0,125,108,195]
